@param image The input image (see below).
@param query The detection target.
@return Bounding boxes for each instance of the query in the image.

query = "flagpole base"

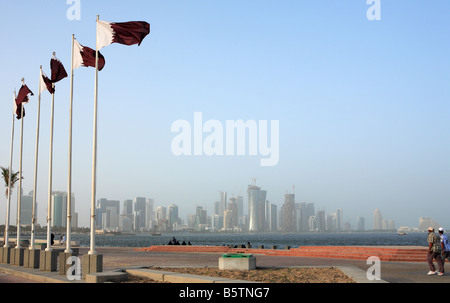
[23,248,40,269]
[82,254,103,279]
[39,250,58,272]
[0,247,12,264]
[10,247,25,266]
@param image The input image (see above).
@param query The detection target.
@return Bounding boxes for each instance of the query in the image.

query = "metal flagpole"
[16,80,26,249]
[45,83,56,252]
[89,15,100,255]
[30,68,43,250]
[65,41,75,254]
[4,91,16,248]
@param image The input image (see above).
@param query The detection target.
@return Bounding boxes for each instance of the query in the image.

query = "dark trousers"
[427,251,444,273]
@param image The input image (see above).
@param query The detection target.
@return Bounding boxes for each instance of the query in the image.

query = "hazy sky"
[0,0,449,229]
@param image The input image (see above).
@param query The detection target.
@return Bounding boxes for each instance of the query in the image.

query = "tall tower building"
[281,193,295,232]
[168,204,179,230]
[51,192,75,228]
[219,191,227,218]
[373,209,382,230]
[336,208,343,232]
[258,190,267,231]
[247,185,260,232]
[134,197,147,230]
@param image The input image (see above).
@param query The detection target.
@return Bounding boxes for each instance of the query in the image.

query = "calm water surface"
[41,232,429,248]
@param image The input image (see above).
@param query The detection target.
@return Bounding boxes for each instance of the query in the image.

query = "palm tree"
[0,166,22,199]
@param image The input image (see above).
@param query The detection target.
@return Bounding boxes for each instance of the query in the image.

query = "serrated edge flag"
[51,55,68,83]
[97,20,150,50]
[73,39,106,71]
[15,84,34,119]
[40,69,54,94]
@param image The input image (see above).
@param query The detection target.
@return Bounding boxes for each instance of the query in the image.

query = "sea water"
[41,232,428,248]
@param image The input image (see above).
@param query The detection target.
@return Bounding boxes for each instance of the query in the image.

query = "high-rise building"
[219,191,227,218]
[247,185,260,232]
[51,192,75,228]
[258,190,267,231]
[316,210,326,232]
[373,209,382,230]
[97,198,120,230]
[268,203,278,232]
[20,191,34,227]
[134,197,147,230]
[336,208,343,232]
[168,204,179,230]
[281,193,295,232]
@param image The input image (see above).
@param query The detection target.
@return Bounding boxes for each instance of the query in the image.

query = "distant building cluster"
[17,187,403,234]
[93,184,383,233]
[19,191,78,229]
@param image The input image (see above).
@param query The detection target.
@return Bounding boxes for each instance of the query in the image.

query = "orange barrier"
[135,245,429,262]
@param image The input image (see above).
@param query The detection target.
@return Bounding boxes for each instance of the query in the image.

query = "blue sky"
[0,0,449,229]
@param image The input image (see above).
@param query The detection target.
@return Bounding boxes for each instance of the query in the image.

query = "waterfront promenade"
[0,245,449,283]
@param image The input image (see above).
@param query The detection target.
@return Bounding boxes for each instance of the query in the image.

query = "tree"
[0,166,22,198]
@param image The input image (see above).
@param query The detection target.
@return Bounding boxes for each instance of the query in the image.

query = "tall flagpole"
[89,15,100,255]
[30,68,43,250]
[45,83,56,252]
[65,41,75,254]
[16,79,25,249]
[4,91,16,248]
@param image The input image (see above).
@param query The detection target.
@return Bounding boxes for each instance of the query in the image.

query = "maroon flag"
[40,69,54,94]
[15,84,33,119]
[97,20,150,49]
[73,39,106,71]
[51,55,68,83]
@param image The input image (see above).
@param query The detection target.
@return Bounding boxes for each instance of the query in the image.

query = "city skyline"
[0,1,449,232]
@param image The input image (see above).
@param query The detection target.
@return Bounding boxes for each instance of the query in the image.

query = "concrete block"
[39,250,58,272]
[11,248,25,266]
[0,247,11,264]
[23,248,39,268]
[82,254,103,279]
[86,272,128,283]
[219,255,256,271]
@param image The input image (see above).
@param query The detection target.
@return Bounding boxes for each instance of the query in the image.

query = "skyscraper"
[134,197,147,230]
[247,185,260,232]
[373,209,382,230]
[51,192,75,228]
[281,193,295,232]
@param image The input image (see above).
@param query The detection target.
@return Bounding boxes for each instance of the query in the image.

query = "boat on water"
[397,232,407,235]
[151,233,162,236]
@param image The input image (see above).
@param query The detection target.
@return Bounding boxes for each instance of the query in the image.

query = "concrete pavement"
[0,247,448,283]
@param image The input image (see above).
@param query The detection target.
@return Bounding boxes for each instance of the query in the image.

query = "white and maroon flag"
[97,20,150,50]
[39,69,54,94]
[51,54,68,83]
[73,39,106,71]
[15,84,34,119]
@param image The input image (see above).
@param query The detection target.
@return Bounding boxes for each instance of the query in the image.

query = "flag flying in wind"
[15,84,34,119]
[97,20,150,50]
[40,69,54,94]
[51,54,68,83]
[73,39,106,70]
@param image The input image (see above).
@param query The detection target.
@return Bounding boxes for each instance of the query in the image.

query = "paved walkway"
[0,247,449,283]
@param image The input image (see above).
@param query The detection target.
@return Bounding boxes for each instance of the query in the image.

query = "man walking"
[439,228,450,264]
[427,227,444,276]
